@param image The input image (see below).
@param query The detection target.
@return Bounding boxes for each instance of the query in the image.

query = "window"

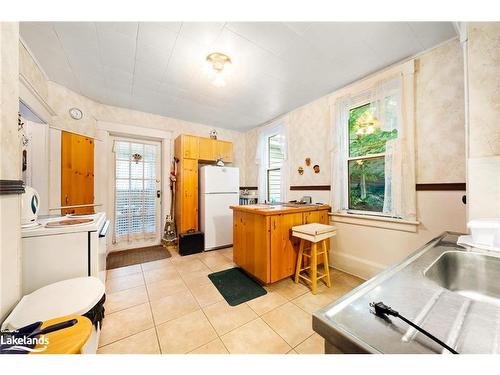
[332,65,416,221]
[267,134,284,202]
[347,102,398,213]
[114,140,159,240]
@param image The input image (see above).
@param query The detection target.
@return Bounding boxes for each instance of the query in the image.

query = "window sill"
[329,211,419,233]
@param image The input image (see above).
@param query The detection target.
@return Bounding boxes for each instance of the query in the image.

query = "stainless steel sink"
[424,250,500,306]
[314,233,500,353]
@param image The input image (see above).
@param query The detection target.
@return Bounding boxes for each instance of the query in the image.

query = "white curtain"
[330,96,351,212]
[330,74,416,220]
[255,118,289,203]
[371,75,416,220]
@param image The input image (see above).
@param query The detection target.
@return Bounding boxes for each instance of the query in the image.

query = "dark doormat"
[208,267,267,306]
[107,245,171,270]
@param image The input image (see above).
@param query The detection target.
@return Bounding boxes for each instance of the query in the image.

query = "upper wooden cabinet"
[176,134,199,159]
[198,137,217,161]
[176,134,233,163]
[216,140,233,163]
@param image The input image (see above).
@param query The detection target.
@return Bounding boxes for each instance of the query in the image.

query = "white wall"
[0,22,21,321]
[331,191,466,280]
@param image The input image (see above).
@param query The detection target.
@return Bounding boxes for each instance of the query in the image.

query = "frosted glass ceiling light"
[206,52,232,87]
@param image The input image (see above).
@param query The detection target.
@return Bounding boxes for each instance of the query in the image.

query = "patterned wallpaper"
[415,38,465,183]
[245,38,467,188]
[468,22,500,158]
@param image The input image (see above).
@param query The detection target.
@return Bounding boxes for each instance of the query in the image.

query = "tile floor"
[97,246,364,354]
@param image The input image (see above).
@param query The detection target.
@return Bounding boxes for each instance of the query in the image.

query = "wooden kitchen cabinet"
[303,210,328,225]
[198,137,217,161]
[198,138,233,163]
[233,211,270,282]
[177,134,199,159]
[216,140,233,163]
[174,134,234,236]
[175,158,199,233]
[270,212,303,283]
[61,131,94,215]
[231,205,331,284]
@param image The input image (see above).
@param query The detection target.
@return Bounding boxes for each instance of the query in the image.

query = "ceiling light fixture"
[205,52,232,87]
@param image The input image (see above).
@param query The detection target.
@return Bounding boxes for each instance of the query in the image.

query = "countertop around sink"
[313,232,500,354]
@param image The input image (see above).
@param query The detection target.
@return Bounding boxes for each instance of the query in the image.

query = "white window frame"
[266,133,283,203]
[344,99,392,218]
[330,59,417,227]
[256,118,288,204]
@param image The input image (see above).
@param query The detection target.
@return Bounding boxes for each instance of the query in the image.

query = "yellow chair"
[31,315,93,354]
[292,223,337,294]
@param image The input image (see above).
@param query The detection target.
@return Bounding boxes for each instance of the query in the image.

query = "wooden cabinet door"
[244,213,270,283]
[182,135,199,159]
[232,212,270,283]
[180,158,198,232]
[216,141,233,163]
[270,213,303,282]
[303,211,320,224]
[318,210,328,224]
[198,137,216,161]
[61,131,94,215]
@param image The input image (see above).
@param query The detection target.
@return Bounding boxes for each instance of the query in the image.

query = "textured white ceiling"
[20,22,456,130]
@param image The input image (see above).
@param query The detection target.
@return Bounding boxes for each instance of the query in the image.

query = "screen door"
[112,138,161,249]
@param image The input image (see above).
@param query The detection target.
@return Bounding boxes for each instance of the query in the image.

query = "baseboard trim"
[329,250,386,280]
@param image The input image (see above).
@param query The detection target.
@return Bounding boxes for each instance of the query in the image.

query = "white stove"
[21,212,110,295]
[21,212,106,237]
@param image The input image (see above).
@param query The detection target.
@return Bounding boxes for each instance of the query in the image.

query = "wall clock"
[69,107,83,120]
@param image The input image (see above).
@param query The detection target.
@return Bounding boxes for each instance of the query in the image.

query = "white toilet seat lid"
[2,277,105,331]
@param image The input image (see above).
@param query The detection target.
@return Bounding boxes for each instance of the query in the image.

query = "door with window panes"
[112,139,161,249]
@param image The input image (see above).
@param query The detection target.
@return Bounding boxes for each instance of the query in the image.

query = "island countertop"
[231,203,331,284]
[230,203,331,216]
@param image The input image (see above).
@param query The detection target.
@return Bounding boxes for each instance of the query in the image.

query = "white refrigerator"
[200,165,239,251]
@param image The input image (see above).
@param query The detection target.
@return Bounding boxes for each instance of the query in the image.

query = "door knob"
[157,190,161,198]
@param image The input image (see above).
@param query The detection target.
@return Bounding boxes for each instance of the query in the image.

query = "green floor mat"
[208,267,267,306]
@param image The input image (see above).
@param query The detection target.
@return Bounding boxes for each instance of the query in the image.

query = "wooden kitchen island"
[230,204,331,284]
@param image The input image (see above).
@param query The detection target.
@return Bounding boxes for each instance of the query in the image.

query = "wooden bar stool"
[292,223,337,294]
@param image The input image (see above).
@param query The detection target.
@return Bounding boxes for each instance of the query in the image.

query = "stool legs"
[294,239,305,284]
[322,240,331,288]
[311,242,318,294]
